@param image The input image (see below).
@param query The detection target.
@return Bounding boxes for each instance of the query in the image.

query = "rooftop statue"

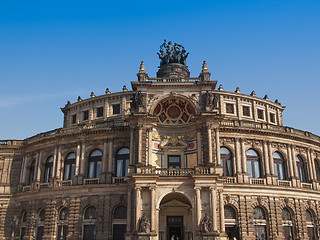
[157,39,189,67]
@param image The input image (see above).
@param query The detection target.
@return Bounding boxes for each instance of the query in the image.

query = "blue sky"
[0,0,319,139]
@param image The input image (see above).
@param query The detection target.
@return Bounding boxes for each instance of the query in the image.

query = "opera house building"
[1,42,320,240]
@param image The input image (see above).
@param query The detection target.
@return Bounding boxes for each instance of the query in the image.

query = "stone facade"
[1,60,320,240]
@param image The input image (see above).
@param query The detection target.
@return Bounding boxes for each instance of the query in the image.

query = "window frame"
[220,147,233,177]
[246,149,261,178]
[87,150,102,179]
[273,152,287,180]
[63,153,76,180]
[296,155,308,182]
[43,156,54,183]
[116,148,130,177]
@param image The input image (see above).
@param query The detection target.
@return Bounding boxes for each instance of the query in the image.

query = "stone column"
[291,146,298,177]
[219,190,225,233]
[150,187,156,232]
[263,141,270,176]
[240,139,247,173]
[80,142,86,176]
[307,149,314,181]
[207,125,213,164]
[235,138,242,174]
[268,141,275,175]
[310,150,317,180]
[138,126,142,164]
[52,147,58,178]
[130,127,134,165]
[108,139,113,173]
[216,129,220,166]
[56,146,62,179]
[75,143,81,175]
[36,151,42,182]
[135,188,142,231]
[102,140,108,173]
[211,187,218,232]
[195,187,201,228]
[287,144,294,178]
[148,128,153,166]
[197,129,202,165]
[21,155,28,184]
[126,189,132,234]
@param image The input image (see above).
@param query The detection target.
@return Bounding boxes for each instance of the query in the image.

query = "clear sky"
[0,0,319,139]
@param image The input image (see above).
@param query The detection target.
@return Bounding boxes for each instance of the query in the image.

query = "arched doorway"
[159,192,193,240]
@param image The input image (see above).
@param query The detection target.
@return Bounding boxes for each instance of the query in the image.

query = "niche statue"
[138,213,150,233]
[201,213,213,233]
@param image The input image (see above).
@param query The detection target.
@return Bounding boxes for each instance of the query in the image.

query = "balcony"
[83,178,100,185]
[301,182,312,189]
[112,177,126,184]
[278,180,292,187]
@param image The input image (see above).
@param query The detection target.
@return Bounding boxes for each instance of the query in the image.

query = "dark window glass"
[116,148,130,177]
[270,113,276,123]
[113,104,120,115]
[57,225,68,240]
[88,150,102,179]
[21,211,27,223]
[258,109,264,119]
[226,103,234,114]
[220,147,233,177]
[20,227,26,240]
[114,206,127,219]
[64,153,76,180]
[96,107,104,117]
[28,160,35,185]
[36,226,44,240]
[242,106,250,116]
[247,149,261,178]
[315,160,320,182]
[296,155,308,182]
[282,208,292,221]
[282,208,294,240]
[84,206,96,219]
[224,206,236,219]
[43,156,53,183]
[83,110,89,121]
[273,152,286,180]
[72,114,77,124]
[38,210,45,222]
[168,155,181,169]
[83,225,96,240]
[59,208,69,221]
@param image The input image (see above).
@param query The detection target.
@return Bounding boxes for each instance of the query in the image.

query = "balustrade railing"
[60,180,72,187]
[39,183,49,189]
[112,177,126,184]
[301,182,312,189]
[154,168,194,176]
[22,185,31,192]
[278,180,292,187]
[226,177,236,184]
[250,178,266,185]
[83,178,100,185]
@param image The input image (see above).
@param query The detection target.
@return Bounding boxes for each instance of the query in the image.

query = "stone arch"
[224,196,239,214]
[279,199,296,215]
[156,190,194,209]
[149,93,198,115]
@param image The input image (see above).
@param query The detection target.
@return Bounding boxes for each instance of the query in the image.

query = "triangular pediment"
[161,199,190,208]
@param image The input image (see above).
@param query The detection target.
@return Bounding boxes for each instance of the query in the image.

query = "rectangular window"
[242,106,251,116]
[257,109,264,120]
[96,107,104,117]
[83,110,89,121]
[72,114,77,124]
[226,103,235,114]
[270,113,276,123]
[168,155,181,168]
[113,104,120,115]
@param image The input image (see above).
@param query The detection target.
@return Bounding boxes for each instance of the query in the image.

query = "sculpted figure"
[139,213,150,233]
[204,91,212,106]
[180,47,189,65]
[166,41,174,61]
[212,93,219,108]
[157,48,167,66]
[201,213,213,233]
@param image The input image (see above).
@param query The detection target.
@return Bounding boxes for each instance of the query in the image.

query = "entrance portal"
[167,216,183,239]
[159,192,193,240]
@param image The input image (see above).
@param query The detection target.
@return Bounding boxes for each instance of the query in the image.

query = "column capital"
[194,186,201,191]
[218,189,223,194]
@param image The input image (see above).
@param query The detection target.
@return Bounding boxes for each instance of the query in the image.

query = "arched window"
[64,153,76,180]
[220,147,233,177]
[116,148,130,177]
[28,160,35,185]
[43,156,53,183]
[20,211,27,240]
[83,206,96,240]
[224,205,239,240]
[282,208,294,240]
[57,208,69,240]
[113,206,127,240]
[36,209,45,240]
[247,149,261,178]
[253,207,268,240]
[273,152,287,180]
[315,160,320,182]
[296,155,308,182]
[306,210,315,240]
[88,150,102,179]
